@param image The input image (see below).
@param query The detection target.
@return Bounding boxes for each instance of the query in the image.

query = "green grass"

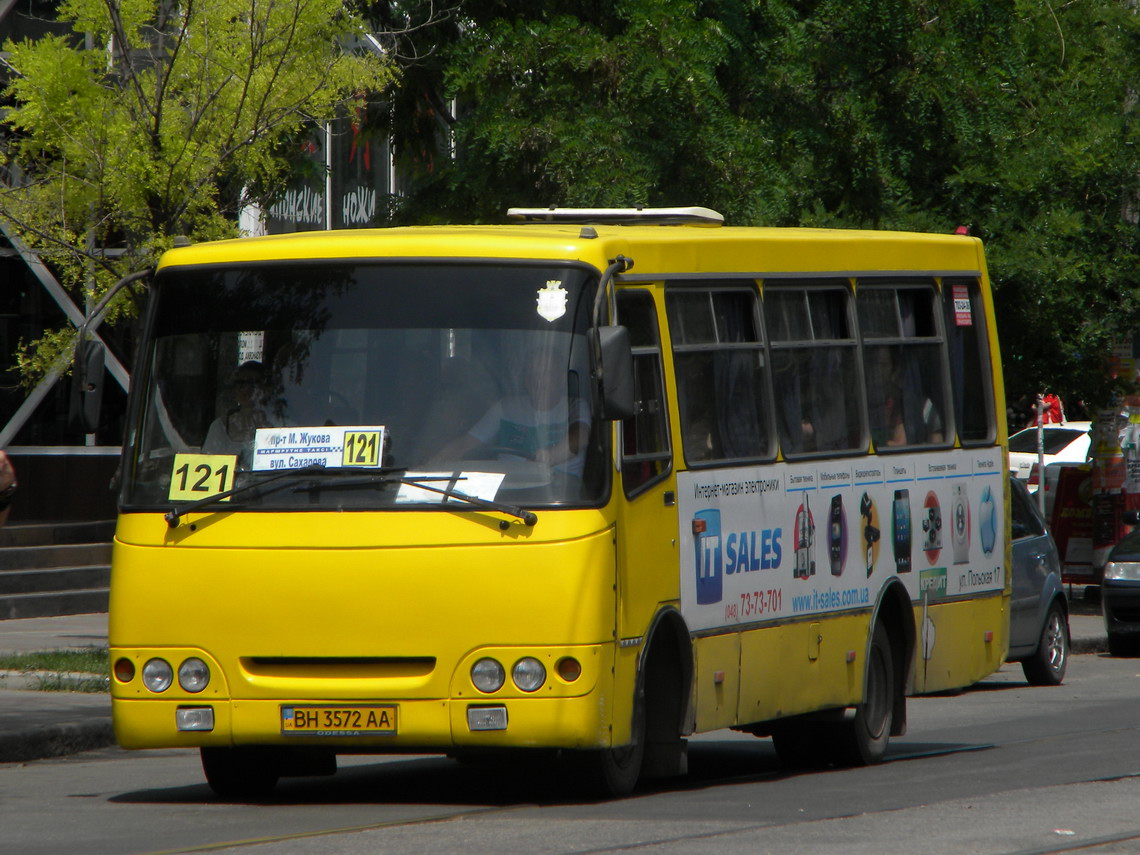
[0,646,109,693]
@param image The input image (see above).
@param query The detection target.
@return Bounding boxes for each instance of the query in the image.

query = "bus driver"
[435,347,590,478]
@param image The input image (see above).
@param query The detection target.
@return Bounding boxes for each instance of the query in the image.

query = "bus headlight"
[471,658,505,693]
[512,657,546,692]
[142,658,173,693]
[1105,562,1140,581]
[178,658,210,693]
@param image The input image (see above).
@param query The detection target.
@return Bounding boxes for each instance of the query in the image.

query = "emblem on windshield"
[536,280,567,322]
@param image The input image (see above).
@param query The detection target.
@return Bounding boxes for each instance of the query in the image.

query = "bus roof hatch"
[506,206,724,226]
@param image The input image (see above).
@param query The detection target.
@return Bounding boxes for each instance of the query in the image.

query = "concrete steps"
[0,522,114,620]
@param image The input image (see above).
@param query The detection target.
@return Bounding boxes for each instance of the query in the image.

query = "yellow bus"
[102,207,1009,799]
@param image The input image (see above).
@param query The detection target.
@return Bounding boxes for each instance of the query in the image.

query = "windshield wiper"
[164,465,346,528]
[397,475,538,528]
[292,472,538,528]
[166,467,538,529]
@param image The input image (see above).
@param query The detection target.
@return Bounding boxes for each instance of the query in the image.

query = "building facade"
[1,1,402,522]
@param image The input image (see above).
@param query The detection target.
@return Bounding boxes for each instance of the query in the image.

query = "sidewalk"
[0,613,111,762]
[0,601,1110,765]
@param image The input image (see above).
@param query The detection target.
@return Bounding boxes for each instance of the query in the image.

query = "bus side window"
[617,290,671,496]
[858,283,950,450]
[766,283,864,456]
[943,279,995,444]
[666,285,773,465]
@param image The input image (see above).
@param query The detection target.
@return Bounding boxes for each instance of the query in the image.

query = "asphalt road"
[4,649,1140,855]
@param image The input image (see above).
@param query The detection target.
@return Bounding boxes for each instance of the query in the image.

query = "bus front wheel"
[201,746,280,801]
[835,622,894,766]
[578,695,645,797]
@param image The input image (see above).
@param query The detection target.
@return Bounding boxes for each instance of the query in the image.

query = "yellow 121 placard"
[168,454,238,502]
[342,430,382,467]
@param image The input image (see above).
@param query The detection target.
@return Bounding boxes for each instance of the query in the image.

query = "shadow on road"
[107,734,987,808]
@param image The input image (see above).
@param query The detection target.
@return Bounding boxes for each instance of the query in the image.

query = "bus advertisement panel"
[679,449,1005,634]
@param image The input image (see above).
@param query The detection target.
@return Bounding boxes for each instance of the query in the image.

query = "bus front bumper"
[112,693,614,752]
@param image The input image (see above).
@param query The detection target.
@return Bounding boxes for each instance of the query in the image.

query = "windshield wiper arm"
[293,472,538,527]
[399,476,538,527]
[164,464,333,528]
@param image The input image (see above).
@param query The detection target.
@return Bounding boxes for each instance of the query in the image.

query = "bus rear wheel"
[835,622,894,766]
[201,746,280,801]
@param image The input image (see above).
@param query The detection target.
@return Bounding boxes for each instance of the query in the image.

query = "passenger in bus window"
[680,412,715,462]
[772,357,810,453]
[807,352,855,451]
[876,361,944,447]
[866,346,906,447]
[923,397,945,444]
[203,361,276,456]
[413,356,500,463]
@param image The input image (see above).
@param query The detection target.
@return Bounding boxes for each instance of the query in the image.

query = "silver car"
[1006,475,1070,684]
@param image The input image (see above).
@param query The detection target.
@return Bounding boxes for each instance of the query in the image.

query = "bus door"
[611,288,682,745]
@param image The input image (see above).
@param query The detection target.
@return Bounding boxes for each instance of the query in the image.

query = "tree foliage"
[6,0,1138,406]
[384,0,1140,407]
[1,0,393,380]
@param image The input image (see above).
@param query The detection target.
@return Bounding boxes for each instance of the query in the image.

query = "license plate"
[281,705,397,736]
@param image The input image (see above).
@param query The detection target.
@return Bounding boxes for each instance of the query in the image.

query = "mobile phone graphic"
[860,491,880,577]
[794,493,816,579]
[893,489,912,573]
[829,495,845,576]
[951,484,970,565]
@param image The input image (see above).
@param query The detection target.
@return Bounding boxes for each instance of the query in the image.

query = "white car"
[1008,421,1092,486]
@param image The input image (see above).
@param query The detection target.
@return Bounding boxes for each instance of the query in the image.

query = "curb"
[1071,636,1107,656]
[0,719,114,763]
[0,670,110,692]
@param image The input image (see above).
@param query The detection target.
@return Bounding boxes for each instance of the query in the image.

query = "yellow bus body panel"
[110,510,620,750]
[914,595,1008,694]
[734,613,870,724]
[159,225,987,282]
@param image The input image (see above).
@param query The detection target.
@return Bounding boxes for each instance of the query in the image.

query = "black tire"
[200,747,280,801]
[834,622,894,766]
[1021,601,1069,685]
[578,694,645,798]
[1107,633,1140,657]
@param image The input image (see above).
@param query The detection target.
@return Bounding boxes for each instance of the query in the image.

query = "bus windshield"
[123,261,608,511]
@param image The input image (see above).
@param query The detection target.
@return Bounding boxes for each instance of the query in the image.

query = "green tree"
[384,0,1140,408]
[980,0,1140,408]
[1,0,393,380]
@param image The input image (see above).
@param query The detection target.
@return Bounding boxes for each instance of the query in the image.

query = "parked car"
[1006,475,1070,684]
[1008,421,1092,487]
[1101,511,1140,656]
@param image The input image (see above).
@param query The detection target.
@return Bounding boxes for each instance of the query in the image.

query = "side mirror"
[597,325,635,420]
[69,338,106,434]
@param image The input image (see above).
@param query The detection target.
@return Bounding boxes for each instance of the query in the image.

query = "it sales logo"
[693,509,723,604]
